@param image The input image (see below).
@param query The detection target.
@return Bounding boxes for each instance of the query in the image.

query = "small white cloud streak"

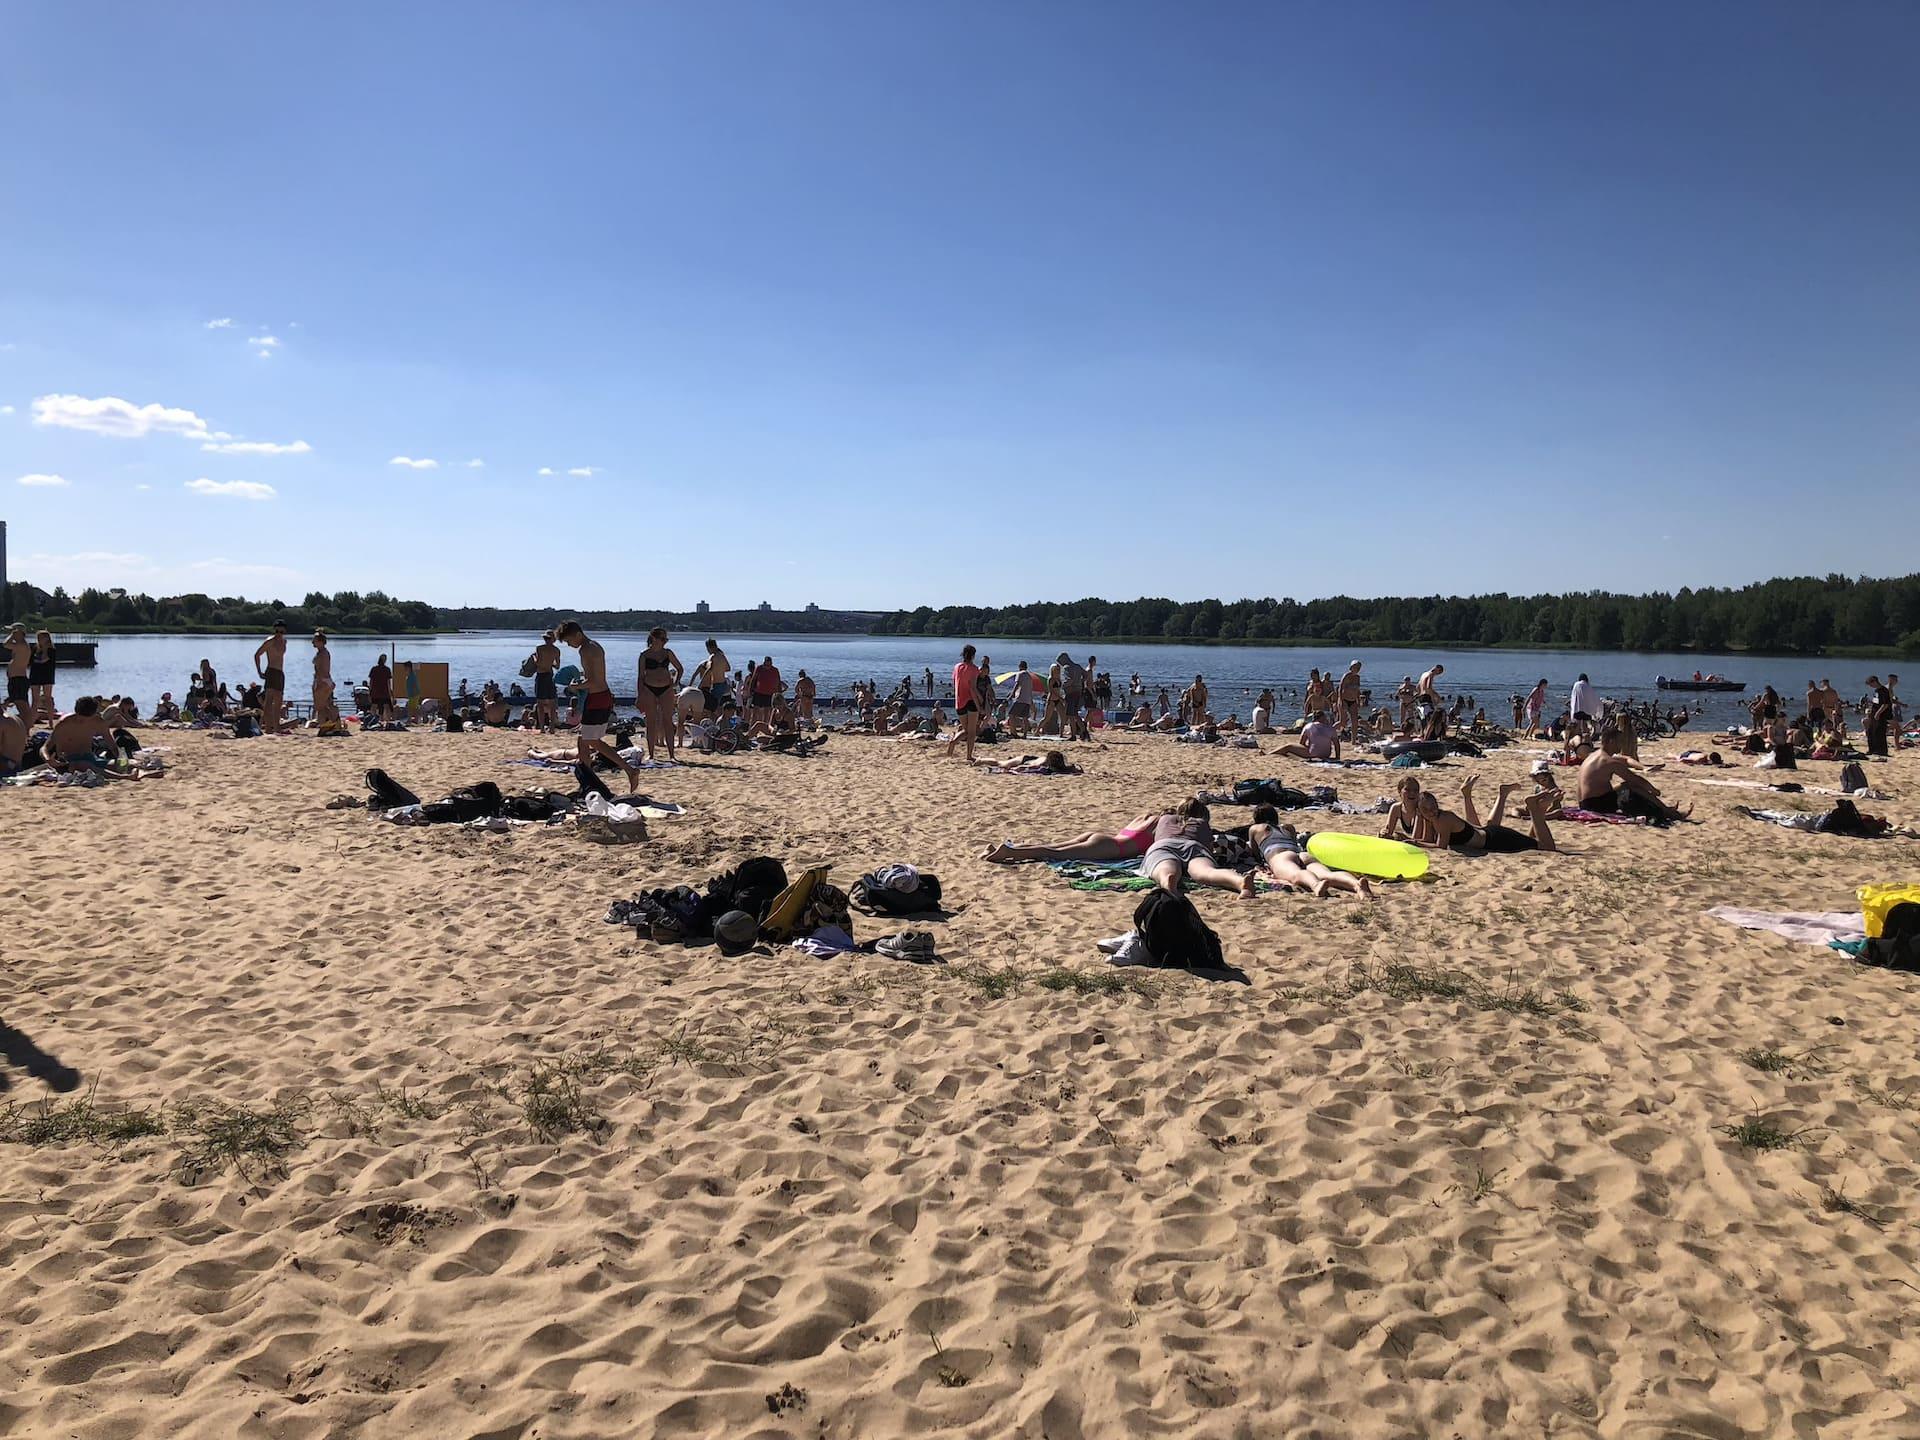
[185,478,276,500]
[566,466,600,477]
[17,472,68,487]
[388,456,440,470]
[204,318,234,329]
[200,438,311,456]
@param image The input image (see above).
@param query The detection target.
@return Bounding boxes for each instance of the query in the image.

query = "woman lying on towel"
[1247,806,1371,898]
[1414,777,1558,854]
[990,750,1082,775]
[981,810,1163,864]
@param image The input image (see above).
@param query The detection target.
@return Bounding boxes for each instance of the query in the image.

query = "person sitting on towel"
[1577,730,1690,823]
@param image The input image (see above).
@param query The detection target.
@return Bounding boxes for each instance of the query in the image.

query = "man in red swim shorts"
[556,620,641,791]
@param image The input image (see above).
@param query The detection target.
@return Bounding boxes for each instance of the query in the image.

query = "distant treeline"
[2,582,443,635]
[868,574,1920,656]
[433,606,879,635]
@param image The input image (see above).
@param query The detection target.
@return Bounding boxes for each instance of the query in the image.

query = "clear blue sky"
[3,3,1915,610]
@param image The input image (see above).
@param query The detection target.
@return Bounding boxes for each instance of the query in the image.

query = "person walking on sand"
[556,620,642,791]
[1008,660,1036,738]
[310,631,338,725]
[1337,661,1364,740]
[253,621,289,732]
[2,625,31,725]
[1524,678,1547,737]
[948,644,984,762]
[794,669,817,728]
[1864,675,1893,758]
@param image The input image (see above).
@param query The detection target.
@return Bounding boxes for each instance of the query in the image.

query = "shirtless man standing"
[793,669,817,728]
[253,621,289,732]
[532,630,562,732]
[1577,729,1690,823]
[2,625,31,724]
[700,638,732,715]
[1417,663,1445,712]
[311,631,338,725]
[557,620,640,791]
[1819,678,1846,737]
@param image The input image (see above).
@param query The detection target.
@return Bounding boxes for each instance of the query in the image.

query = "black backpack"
[365,767,421,809]
[1860,903,1920,974]
[851,871,944,915]
[708,856,790,921]
[1132,888,1224,970]
[1839,761,1869,793]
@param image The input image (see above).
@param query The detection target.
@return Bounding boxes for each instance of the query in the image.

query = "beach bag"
[851,870,943,915]
[423,781,504,824]
[519,653,539,679]
[1839,761,1869,794]
[364,767,421,810]
[1131,888,1224,970]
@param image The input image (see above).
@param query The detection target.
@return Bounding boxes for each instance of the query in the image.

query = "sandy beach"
[5,725,1920,1438]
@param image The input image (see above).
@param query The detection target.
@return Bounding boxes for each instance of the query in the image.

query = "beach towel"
[1047,859,1278,894]
[1705,906,1864,947]
[1558,807,1651,826]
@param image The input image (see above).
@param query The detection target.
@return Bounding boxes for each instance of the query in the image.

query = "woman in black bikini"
[28,630,57,724]
[636,628,684,762]
[1415,777,1557,854]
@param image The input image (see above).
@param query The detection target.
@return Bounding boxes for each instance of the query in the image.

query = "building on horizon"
[805,602,820,614]
[757,601,772,613]
[695,600,709,615]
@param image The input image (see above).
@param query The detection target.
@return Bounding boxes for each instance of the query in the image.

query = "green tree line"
[868,574,1920,655]
[2,581,441,635]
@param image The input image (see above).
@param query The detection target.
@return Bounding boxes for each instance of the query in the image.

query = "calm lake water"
[47,631,1891,728]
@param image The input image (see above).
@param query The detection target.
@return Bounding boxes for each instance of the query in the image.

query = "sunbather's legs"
[1273,743,1311,760]
[1304,860,1372,898]
[1458,775,1484,827]
[1148,858,1186,894]
[981,834,1127,864]
[1483,781,1518,832]
[1263,853,1317,893]
[1187,857,1256,898]
[1524,793,1558,851]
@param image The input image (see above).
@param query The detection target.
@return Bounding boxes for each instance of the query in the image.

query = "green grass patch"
[0,1091,166,1147]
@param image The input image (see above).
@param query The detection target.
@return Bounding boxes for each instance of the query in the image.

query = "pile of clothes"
[364,769,575,827]
[606,858,947,961]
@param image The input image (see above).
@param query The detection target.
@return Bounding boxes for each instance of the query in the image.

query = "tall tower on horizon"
[0,520,9,620]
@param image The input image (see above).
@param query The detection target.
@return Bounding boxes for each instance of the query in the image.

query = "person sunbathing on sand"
[1140,801,1254,897]
[1380,775,1427,842]
[1247,805,1372,898]
[1577,730,1690,823]
[1414,777,1556,853]
[983,810,1166,864]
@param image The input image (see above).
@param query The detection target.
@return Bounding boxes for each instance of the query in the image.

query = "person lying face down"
[1139,800,1254,898]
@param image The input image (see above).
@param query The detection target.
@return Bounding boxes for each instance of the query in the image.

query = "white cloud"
[27,549,152,571]
[256,349,274,360]
[465,458,485,469]
[200,438,311,456]
[249,334,281,348]
[537,466,555,477]
[17,472,69,487]
[32,393,213,440]
[389,456,439,470]
[185,478,276,500]
[0,405,14,416]
[135,483,152,491]
[566,466,601,477]
[204,318,234,329]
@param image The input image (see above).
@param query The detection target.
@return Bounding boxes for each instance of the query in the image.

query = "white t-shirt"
[1570,680,1599,718]
[1301,720,1337,759]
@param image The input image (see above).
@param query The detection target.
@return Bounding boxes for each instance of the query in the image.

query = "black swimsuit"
[642,653,674,697]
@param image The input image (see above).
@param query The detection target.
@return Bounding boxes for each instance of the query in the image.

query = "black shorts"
[6,676,28,704]
[582,699,614,727]
[751,692,777,709]
[535,672,557,700]
[263,666,285,692]
[957,701,978,715]
[1481,824,1537,853]
[28,662,54,685]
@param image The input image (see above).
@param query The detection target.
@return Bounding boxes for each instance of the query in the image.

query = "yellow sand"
[4,726,1919,1438]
